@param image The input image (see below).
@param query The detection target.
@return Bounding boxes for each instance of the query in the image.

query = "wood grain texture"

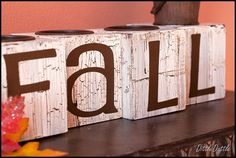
[177,24,226,105]
[1,38,68,141]
[151,1,200,25]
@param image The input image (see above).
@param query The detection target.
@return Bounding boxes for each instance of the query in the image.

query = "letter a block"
[177,24,226,105]
[102,25,187,120]
[32,30,123,128]
[1,35,68,141]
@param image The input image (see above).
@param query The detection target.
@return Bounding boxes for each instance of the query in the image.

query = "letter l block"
[101,25,187,120]
[177,24,226,105]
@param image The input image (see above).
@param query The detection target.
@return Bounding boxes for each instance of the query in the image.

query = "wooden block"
[1,35,68,141]
[11,24,225,126]
[29,30,123,128]
[101,25,187,120]
[177,24,226,105]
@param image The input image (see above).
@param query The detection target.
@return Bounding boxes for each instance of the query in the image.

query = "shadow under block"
[31,33,123,128]
[98,26,187,120]
[177,24,226,105]
[1,38,68,141]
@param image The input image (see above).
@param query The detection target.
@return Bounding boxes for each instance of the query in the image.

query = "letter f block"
[1,35,68,141]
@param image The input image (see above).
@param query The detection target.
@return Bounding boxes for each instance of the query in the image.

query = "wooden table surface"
[32,91,235,156]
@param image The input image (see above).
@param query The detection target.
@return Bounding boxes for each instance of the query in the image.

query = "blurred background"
[1,1,234,91]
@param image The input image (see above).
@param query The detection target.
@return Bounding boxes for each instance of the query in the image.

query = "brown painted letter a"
[66,43,117,117]
[189,34,215,98]
[148,41,178,111]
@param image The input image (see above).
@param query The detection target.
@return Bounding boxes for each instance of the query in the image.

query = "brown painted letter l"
[148,41,178,111]
[189,34,215,98]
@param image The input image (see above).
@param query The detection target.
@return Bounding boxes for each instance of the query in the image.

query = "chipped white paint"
[177,24,226,105]
[1,38,68,141]
[27,33,123,128]
[10,24,226,127]
[97,26,187,120]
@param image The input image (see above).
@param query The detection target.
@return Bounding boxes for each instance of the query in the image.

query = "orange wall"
[2,2,234,91]
[199,2,235,91]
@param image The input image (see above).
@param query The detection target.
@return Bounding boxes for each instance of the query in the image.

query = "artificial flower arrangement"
[1,96,68,157]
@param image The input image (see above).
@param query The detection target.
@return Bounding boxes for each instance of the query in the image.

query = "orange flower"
[1,96,68,157]
[2,142,67,157]
[4,118,29,143]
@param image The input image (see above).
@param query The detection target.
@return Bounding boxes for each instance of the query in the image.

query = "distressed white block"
[100,25,187,120]
[1,36,68,141]
[11,24,225,125]
[177,24,226,105]
[27,31,123,128]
